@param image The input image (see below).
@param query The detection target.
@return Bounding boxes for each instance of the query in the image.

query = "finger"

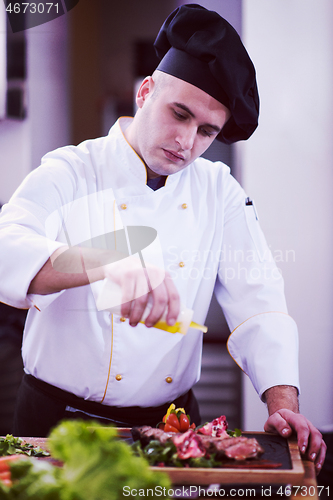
[305,423,323,462]
[119,263,149,321]
[276,410,313,452]
[314,440,327,475]
[127,273,151,326]
[264,411,293,438]
[145,282,169,327]
[128,293,150,326]
[163,272,180,325]
[145,272,180,328]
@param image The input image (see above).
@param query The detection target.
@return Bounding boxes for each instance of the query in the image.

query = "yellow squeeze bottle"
[140,304,208,335]
[96,279,207,335]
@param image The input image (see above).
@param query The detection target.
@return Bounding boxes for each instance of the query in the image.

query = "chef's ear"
[136,76,155,108]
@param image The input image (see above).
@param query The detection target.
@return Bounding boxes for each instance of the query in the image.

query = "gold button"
[165,376,173,384]
[120,317,126,322]
[120,203,127,210]
[181,203,188,209]
[115,374,122,381]
[179,261,185,268]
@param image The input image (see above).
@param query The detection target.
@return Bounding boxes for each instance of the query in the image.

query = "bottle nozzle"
[189,321,208,333]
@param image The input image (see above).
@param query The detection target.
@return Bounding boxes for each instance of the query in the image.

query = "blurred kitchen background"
[0,0,332,443]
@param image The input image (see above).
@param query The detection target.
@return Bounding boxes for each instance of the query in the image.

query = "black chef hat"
[153,4,259,144]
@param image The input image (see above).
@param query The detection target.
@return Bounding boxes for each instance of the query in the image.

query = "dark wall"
[68,0,176,145]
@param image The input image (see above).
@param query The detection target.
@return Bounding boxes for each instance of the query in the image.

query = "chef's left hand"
[264,409,326,474]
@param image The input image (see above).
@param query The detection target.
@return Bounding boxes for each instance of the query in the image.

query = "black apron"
[13,374,201,437]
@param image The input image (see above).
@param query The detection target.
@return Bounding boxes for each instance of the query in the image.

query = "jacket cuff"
[227,311,300,399]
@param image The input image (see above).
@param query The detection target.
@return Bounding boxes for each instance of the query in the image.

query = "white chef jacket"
[0,118,300,407]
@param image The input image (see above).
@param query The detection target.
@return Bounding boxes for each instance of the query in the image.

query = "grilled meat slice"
[131,426,174,447]
[225,438,265,460]
[199,435,242,455]
[200,435,264,460]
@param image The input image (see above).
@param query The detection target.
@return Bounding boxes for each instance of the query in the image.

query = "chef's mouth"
[162,149,185,162]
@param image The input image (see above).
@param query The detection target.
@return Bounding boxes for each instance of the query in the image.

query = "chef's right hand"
[102,257,180,328]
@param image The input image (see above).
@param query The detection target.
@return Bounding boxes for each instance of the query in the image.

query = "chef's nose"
[176,126,196,151]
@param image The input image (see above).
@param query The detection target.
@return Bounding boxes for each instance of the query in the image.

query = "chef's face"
[127,71,230,179]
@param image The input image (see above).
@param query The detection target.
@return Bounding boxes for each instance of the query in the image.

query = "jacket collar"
[111,117,185,190]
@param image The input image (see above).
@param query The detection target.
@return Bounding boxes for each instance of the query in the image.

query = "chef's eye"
[200,127,213,137]
[173,110,187,121]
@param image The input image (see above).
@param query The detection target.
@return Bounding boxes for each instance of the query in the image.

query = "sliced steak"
[225,438,264,460]
[194,435,263,460]
[199,435,243,455]
[131,426,175,447]
[132,426,264,461]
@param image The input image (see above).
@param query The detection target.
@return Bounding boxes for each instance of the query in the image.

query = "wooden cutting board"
[150,433,304,485]
[22,431,304,485]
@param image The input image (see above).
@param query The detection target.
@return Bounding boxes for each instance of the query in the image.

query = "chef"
[0,4,325,471]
